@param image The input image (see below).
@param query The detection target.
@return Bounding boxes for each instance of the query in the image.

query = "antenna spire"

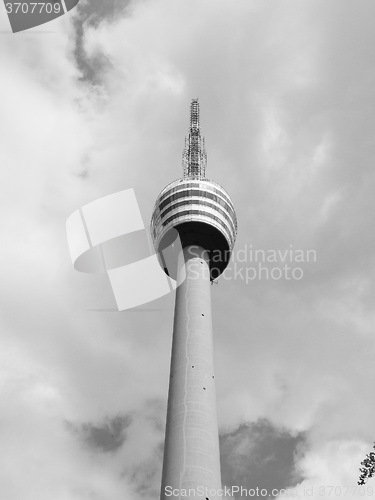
[183,98,207,179]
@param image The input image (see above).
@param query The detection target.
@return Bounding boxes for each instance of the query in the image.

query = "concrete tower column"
[160,245,222,500]
[151,99,237,500]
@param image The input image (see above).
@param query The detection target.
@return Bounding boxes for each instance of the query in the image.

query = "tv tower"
[151,99,237,499]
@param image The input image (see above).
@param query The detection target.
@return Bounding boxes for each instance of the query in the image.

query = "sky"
[1,0,375,499]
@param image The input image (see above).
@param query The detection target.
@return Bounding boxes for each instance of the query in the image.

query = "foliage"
[358,444,375,485]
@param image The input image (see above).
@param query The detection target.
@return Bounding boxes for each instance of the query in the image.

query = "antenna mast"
[182,98,207,179]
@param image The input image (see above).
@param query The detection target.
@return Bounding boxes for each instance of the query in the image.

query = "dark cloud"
[68,414,132,452]
[72,0,133,84]
[220,419,305,498]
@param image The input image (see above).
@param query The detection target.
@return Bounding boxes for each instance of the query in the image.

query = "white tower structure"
[151,99,237,499]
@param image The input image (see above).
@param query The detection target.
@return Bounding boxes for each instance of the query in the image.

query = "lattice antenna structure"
[182,98,207,179]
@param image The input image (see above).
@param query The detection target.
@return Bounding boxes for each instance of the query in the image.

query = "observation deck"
[150,99,237,280]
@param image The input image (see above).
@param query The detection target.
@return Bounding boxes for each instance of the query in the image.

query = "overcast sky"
[1,0,375,499]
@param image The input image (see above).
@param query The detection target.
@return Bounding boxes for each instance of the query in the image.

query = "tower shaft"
[160,246,222,499]
[152,99,237,499]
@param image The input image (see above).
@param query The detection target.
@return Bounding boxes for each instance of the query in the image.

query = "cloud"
[68,414,132,453]
[220,420,304,497]
[71,0,134,84]
[1,0,375,498]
